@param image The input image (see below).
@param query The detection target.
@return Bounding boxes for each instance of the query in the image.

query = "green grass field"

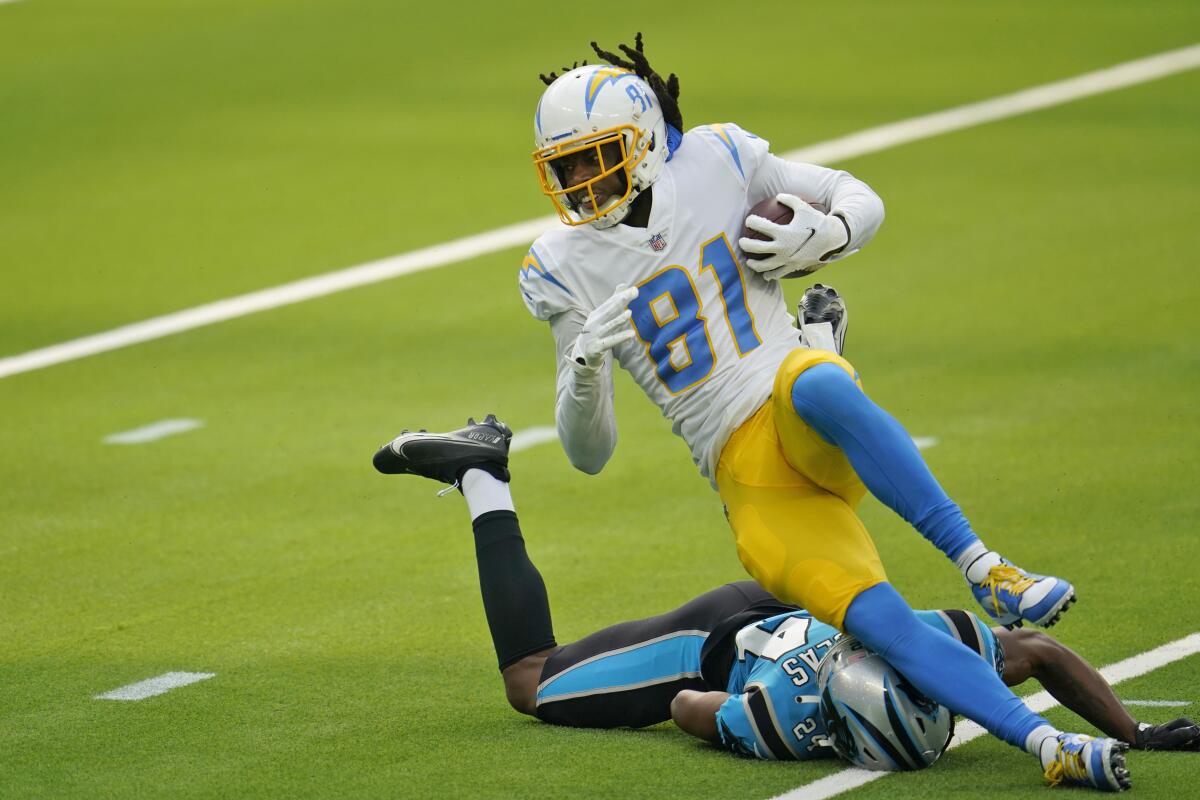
[2,1,1199,797]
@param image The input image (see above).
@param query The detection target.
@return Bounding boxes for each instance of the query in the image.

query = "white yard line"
[912,436,938,450]
[772,632,1200,800]
[0,0,26,6]
[103,418,203,444]
[1122,699,1191,707]
[511,426,558,452]
[788,44,1200,165]
[1,44,1198,382]
[94,671,215,701]
[0,218,553,381]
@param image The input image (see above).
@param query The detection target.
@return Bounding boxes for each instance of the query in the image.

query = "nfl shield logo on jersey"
[648,232,667,251]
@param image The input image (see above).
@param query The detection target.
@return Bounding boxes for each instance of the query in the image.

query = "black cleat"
[1133,718,1200,751]
[373,414,513,484]
[798,283,848,355]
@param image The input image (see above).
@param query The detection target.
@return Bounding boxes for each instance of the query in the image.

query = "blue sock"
[844,583,1048,749]
[791,363,979,562]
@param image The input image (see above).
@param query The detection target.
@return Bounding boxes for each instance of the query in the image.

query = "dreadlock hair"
[588,34,681,131]
[536,33,683,132]
[538,60,588,87]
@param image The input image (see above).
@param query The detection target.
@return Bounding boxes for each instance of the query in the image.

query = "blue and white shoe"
[1042,733,1131,792]
[970,561,1076,628]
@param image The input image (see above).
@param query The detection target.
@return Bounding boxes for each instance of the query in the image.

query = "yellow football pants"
[716,348,888,629]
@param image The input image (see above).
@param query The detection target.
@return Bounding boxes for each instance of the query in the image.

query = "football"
[741,197,828,260]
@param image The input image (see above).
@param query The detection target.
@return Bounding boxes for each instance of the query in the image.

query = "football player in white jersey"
[513,34,1132,790]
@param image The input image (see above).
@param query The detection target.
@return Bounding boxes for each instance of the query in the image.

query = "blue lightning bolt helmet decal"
[584,67,637,118]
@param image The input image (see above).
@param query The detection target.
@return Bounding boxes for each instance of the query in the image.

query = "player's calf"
[372,416,558,714]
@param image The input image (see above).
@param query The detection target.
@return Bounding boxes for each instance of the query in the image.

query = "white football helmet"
[532,65,667,228]
[817,637,955,772]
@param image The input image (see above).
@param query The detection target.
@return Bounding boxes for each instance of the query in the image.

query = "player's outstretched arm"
[995,627,1199,751]
[550,311,618,474]
[996,627,1136,742]
[548,285,638,474]
[671,689,729,743]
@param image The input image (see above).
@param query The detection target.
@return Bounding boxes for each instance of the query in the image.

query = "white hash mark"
[95,671,215,701]
[103,418,203,444]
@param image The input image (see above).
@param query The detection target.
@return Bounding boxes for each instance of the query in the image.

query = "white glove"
[569,284,639,369]
[739,194,850,280]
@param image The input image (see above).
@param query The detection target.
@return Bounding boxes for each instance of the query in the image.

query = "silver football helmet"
[817,637,955,771]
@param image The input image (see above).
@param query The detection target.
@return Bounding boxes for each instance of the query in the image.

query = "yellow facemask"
[532,125,648,226]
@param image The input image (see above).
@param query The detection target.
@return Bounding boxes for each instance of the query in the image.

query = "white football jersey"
[520,123,883,482]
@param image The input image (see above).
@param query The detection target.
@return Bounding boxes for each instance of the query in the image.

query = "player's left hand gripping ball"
[740,194,850,280]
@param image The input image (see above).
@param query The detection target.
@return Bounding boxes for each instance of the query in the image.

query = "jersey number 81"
[628,234,762,394]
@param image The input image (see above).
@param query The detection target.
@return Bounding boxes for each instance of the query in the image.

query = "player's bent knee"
[790,363,862,429]
[501,656,545,717]
[774,348,857,398]
[503,681,535,716]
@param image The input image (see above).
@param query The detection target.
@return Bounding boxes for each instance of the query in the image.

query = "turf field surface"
[2,2,1198,798]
